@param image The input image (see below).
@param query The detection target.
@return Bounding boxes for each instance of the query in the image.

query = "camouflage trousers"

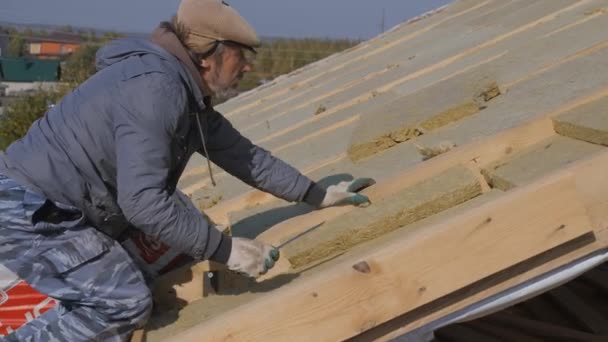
[0,174,152,341]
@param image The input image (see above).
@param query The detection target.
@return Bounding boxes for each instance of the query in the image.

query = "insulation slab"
[347,77,499,162]
[283,165,482,268]
[482,136,604,191]
[553,97,608,146]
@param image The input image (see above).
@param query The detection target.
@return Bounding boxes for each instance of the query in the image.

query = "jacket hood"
[95,38,169,71]
[95,38,206,109]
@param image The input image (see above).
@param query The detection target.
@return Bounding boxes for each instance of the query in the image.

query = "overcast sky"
[0,0,453,40]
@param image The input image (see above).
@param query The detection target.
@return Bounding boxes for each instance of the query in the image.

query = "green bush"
[0,86,69,150]
[7,35,26,57]
[61,43,101,84]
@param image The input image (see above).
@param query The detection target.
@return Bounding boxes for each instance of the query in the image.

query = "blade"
[276,221,326,249]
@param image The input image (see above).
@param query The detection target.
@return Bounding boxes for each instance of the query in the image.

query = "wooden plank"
[171,168,593,341]
[570,153,608,239]
[130,329,145,342]
[363,240,606,342]
[152,261,225,307]
[356,152,608,342]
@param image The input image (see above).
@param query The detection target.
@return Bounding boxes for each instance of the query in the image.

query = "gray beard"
[213,87,240,103]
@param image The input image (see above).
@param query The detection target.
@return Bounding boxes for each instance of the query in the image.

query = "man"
[0,0,373,340]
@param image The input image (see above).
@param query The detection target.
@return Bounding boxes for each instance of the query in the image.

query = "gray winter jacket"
[0,34,322,260]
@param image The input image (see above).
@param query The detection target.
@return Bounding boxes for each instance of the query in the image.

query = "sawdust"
[315,104,327,115]
[476,82,501,103]
[415,140,457,160]
[285,166,482,269]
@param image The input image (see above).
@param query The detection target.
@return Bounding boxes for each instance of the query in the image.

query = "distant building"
[0,57,60,82]
[27,32,82,60]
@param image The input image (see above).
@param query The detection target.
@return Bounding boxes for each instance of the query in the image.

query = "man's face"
[200,43,253,95]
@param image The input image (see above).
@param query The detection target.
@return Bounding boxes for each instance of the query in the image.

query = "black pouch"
[32,200,82,225]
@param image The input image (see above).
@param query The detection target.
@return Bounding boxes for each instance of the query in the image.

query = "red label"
[131,231,170,264]
[0,281,56,336]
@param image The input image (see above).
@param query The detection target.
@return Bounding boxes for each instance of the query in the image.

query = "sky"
[0,0,453,40]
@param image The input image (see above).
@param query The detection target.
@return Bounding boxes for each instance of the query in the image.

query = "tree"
[7,35,26,57]
[101,31,123,42]
[0,87,68,150]
[58,25,74,33]
[61,44,101,84]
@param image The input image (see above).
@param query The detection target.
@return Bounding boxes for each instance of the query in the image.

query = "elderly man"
[0,0,372,340]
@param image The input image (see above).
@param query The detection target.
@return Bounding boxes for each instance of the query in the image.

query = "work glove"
[319,178,376,208]
[226,237,280,278]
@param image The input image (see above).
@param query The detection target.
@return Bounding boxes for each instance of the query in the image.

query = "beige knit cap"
[177,0,260,54]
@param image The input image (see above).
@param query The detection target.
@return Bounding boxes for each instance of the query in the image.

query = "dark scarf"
[150,26,213,108]
[150,25,217,185]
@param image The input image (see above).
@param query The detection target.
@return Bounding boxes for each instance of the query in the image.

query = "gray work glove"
[319,178,375,208]
[226,237,280,278]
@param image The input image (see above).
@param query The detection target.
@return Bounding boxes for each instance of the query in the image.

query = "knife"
[276,221,325,249]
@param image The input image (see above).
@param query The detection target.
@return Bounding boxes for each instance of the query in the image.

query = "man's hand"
[226,237,280,278]
[319,178,375,208]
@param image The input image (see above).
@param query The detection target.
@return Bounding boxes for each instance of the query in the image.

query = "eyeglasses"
[241,48,257,65]
[222,40,257,65]
[241,48,258,65]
